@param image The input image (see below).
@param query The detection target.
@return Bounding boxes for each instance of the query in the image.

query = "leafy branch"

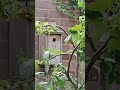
[67,43,80,77]
[65,43,80,89]
[85,36,110,81]
[85,0,120,86]
[0,0,34,21]
[35,21,85,89]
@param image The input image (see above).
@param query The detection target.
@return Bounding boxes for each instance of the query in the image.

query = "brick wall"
[35,0,79,74]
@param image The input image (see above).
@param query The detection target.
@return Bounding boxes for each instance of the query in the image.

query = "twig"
[49,54,61,60]
[65,43,80,89]
[64,70,78,89]
[86,30,96,52]
[85,36,110,82]
[67,43,80,76]
[79,81,85,90]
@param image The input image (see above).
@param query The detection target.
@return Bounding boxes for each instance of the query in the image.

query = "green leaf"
[73,24,82,30]
[49,83,54,90]
[85,10,103,19]
[68,29,78,34]
[88,0,114,11]
[0,86,5,90]
[43,51,50,60]
[78,0,85,8]
[64,35,71,44]
[88,20,107,45]
[108,39,120,52]
[68,24,82,34]
[77,49,84,61]
[71,34,80,45]
[19,59,34,80]
[0,80,10,88]
[11,0,18,19]
[102,61,113,74]
[111,29,120,39]
[58,79,65,88]
[22,83,32,90]
[104,58,116,63]
[45,65,49,74]
[80,42,85,48]
[55,50,62,55]
[44,22,48,25]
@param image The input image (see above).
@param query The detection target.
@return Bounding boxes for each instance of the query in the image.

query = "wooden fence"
[0,18,34,79]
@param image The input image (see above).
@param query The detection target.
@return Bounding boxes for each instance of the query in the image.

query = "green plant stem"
[67,43,80,77]
[65,43,80,89]
[79,81,85,90]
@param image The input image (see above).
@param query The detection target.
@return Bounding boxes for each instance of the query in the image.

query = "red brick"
[62,35,66,44]
[48,18,59,25]
[62,60,76,69]
[62,27,70,31]
[35,51,39,59]
[35,40,38,44]
[35,17,48,22]
[35,17,59,25]
[37,1,56,9]
[35,1,38,8]
[35,35,39,44]
[70,69,76,75]
[49,10,69,18]
[60,19,79,27]
[62,44,70,52]
[35,9,48,17]
[35,44,39,51]
[62,54,70,60]
[70,44,75,50]
[62,54,76,60]
[62,35,72,44]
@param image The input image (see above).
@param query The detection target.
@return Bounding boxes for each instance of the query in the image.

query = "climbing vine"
[0,0,34,21]
[52,0,80,19]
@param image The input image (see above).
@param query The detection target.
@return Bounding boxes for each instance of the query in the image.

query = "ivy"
[0,0,35,21]
[53,0,80,19]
